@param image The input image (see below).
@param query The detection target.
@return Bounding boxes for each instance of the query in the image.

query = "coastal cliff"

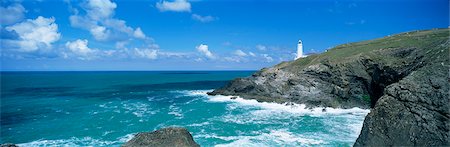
[209,29,449,145]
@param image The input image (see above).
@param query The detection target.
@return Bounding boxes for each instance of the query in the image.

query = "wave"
[18,134,135,147]
[195,129,324,147]
[178,89,369,145]
[168,103,184,119]
[177,90,370,116]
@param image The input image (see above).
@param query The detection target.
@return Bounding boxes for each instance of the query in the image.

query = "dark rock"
[354,41,450,146]
[0,144,18,147]
[209,29,450,145]
[122,127,200,147]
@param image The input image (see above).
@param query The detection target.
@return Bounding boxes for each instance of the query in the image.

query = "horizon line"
[0,69,258,72]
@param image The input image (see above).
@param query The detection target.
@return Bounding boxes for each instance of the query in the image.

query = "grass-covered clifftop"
[274,28,448,72]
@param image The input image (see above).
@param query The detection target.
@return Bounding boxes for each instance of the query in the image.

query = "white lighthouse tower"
[295,39,303,60]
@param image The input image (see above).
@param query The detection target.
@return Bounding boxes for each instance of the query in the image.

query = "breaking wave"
[18,134,135,147]
[176,90,369,116]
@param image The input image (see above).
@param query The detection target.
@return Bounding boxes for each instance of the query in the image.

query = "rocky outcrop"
[122,127,199,147]
[209,29,449,145]
[354,36,450,146]
[0,144,18,147]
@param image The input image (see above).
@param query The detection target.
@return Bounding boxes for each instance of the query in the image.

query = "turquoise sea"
[0,71,369,146]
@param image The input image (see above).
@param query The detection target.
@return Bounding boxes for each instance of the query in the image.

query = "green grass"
[275,28,449,71]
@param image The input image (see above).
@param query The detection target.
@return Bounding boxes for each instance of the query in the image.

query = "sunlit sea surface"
[1,71,369,146]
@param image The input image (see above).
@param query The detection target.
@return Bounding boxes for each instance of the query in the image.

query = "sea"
[0,71,369,147]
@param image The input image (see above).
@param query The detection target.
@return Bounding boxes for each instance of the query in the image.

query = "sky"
[0,0,448,71]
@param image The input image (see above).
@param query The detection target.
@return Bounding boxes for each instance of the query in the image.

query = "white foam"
[196,129,325,147]
[18,137,115,147]
[178,90,370,146]
[121,101,158,122]
[168,104,184,119]
[18,134,136,147]
[188,121,210,127]
[182,90,370,116]
[117,133,136,143]
[173,89,213,97]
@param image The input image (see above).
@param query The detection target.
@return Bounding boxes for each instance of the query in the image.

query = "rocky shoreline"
[209,28,449,146]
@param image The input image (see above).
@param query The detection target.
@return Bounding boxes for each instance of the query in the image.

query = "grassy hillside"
[275,28,449,72]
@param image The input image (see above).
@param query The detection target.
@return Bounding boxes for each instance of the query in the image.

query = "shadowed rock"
[0,144,18,147]
[122,127,200,147]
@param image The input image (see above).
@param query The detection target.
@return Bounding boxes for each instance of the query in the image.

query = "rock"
[354,44,450,145]
[209,28,449,145]
[122,127,200,147]
[0,144,18,147]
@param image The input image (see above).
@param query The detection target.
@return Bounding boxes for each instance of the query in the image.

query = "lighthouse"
[295,39,303,60]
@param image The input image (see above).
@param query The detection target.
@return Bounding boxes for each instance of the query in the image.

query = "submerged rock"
[209,28,449,145]
[122,127,199,147]
[0,144,18,147]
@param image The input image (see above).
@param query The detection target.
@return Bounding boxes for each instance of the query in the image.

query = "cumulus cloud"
[196,44,214,59]
[133,27,146,39]
[64,39,119,60]
[256,44,267,51]
[192,14,216,23]
[69,0,149,41]
[85,0,117,20]
[65,39,95,57]
[5,16,61,52]
[233,49,247,57]
[262,54,274,62]
[0,3,26,25]
[134,48,158,59]
[158,51,189,58]
[156,0,191,12]
[89,25,109,40]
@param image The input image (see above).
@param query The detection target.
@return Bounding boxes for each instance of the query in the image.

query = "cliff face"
[209,29,449,145]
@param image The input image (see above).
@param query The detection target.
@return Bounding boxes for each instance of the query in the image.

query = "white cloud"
[224,56,241,62]
[69,0,148,41]
[158,51,189,58]
[134,48,158,59]
[6,16,61,52]
[156,0,191,12]
[256,44,267,51]
[133,27,146,39]
[233,49,247,57]
[85,0,117,20]
[115,41,128,49]
[192,14,216,23]
[194,58,203,62]
[64,39,119,60]
[0,3,26,25]
[65,39,95,57]
[196,44,214,59]
[262,54,274,62]
[248,52,256,57]
[89,25,109,40]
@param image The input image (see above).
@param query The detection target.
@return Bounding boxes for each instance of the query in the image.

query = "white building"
[295,39,303,60]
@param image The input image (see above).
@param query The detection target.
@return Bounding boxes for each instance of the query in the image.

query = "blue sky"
[0,0,448,71]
